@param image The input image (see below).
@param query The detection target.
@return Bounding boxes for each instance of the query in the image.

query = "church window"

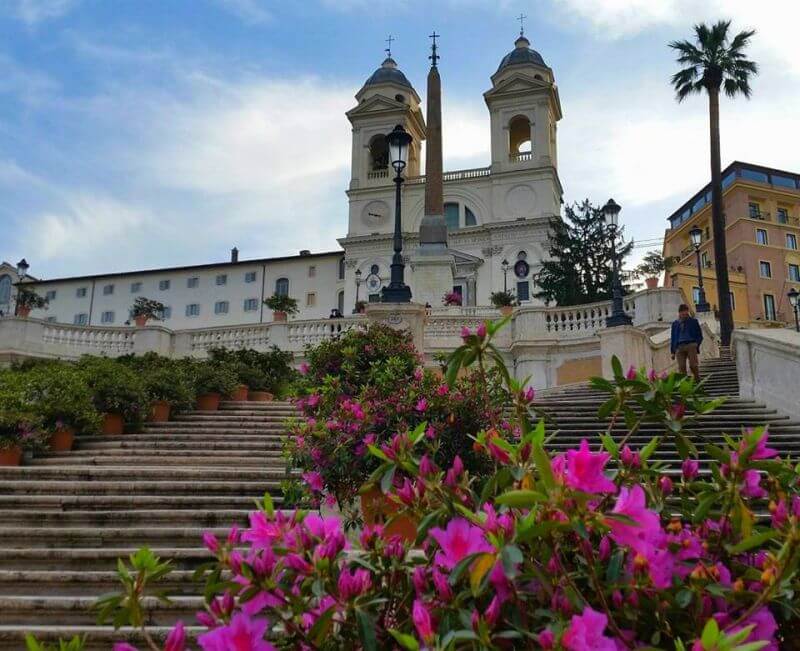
[216,274,227,286]
[509,115,532,155]
[444,203,460,231]
[308,265,316,278]
[368,134,389,171]
[103,284,114,295]
[187,277,199,288]
[0,275,11,305]
[517,281,530,301]
[395,94,406,103]
[306,292,316,307]
[45,290,57,301]
[130,282,141,293]
[465,206,477,226]
[337,290,344,314]
[275,278,289,296]
[74,313,88,325]
[186,303,200,317]
[159,280,170,291]
[517,251,528,261]
[161,306,172,319]
[338,258,346,280]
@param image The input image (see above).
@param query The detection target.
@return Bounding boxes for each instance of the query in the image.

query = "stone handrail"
[184,324,274,353]
[41,321,136,355]
[285,318,365,348]
[540,297,637,336]
[405,166,491,185]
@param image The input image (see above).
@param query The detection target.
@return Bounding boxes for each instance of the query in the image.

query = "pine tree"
[535,200,632,306]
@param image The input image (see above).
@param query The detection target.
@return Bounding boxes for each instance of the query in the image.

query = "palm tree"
[669,21,757,347]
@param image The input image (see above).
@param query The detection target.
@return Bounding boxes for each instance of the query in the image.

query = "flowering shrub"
[442,291,463,306]
[90,318,800,650]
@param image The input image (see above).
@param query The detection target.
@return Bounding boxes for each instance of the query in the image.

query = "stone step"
[0,479,280,496]
[0,547,213,571]
[0,626,204,651]
[29,455,284,467]
[0,494,277,511]
[0,467,291,481]
[85,430,289,438]
[0,569,209,596]
[0,508,252,527]
[147,420,288,429]
[76,439,284,451]
[0,526,231,548]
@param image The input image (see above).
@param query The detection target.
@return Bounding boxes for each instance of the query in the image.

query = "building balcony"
[509,151,533,163]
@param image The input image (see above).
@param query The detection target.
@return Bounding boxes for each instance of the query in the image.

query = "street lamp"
[353,269,363,313]
[501,258,509,292]
[16,258,29,278]
[602,199,632,327]
[789,288,799,332]
[381,124,413,303]
[688,226,711,313]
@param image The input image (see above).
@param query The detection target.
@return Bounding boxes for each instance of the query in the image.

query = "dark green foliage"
[535,199,633,306]
[207,346,296,396]
[76,356,148,426]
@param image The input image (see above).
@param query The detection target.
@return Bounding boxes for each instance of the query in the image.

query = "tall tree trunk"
[708,87,734,347]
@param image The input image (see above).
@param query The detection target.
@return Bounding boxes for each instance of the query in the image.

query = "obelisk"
[413,32,454,307]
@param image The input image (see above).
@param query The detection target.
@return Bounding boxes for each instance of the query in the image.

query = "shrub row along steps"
[0,400,295,650]
[532,357,800,471]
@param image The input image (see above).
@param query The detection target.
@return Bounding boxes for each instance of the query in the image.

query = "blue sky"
[2,0,799,278]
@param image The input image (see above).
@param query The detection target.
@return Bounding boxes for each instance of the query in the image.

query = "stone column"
[132,325,175,357]
[365,302,427,354]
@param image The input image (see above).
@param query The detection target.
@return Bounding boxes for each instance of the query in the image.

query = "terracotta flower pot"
[273,310,287,322]
[17,306,31,318]
[49,426,76,452]
[0,446,23,466]
[133,315,149,327]
[149,400,171,423]
[360,485,417,543]
[248,390,273,402]
[101,413,124,436]
[196,393,221,411]
[230,385,249,402]
[645,277,659,289]
[499,305,514,316]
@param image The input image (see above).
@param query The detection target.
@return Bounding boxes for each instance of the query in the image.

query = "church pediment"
[346,95,409,119]
[485,73,551,100]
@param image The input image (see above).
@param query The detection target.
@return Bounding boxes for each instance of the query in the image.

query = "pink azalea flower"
[412,599,435,644]
[669,403,686,420]
[436,384,449,396]
[419,454,437,477]
[202,531,220,554]
[625,365,637,380]
[298,362,310,375]
[658,476,674,495]
[460,326,472,339]
[741,469,767,499]
[476,323,487,339]
[240,511,282,549]
[771,499,788,527]
[742,431,778,460]
[337,567,372,600]
[302,471,324,493]
[198,613,275,651]
[306,393,320,408]
[522,387,535,403]
[414,367,424,381]
[565,440,617,494]
[429,518,493,569]
[682,458,699,480]
[608,485,662,556]
[415,398,428,413]
[620,445,640,469]
[734,607,779,651]
[164,621,186,651]
[562,607,617,651]
[538,629,555,649]
[444,455,464,488]
[431,567,453,601]
[113,645,139,651]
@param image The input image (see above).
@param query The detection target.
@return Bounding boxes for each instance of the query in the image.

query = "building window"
[763,294,776,321]
[508,114,532,155]
[337,290,344,314]
[214,301,229,314]
[159,279,170,291]
[275,278,289,296]
[45,290,57,301]
[748,202,761,219]
[338,259,346,280]
[700,251,709,268]
[787,234,798,250]
[130,282,141,293]
[306,292,316,307]
[443,202,479,231]
[185,303,200,317]
[308,265,316,278]
[777,208,789,224]
[517,281,530,302]
[161,306,172,319]
[187,277,199,288]
[789,264,800,282]
[759,261,772,278]
[368,133,389,171]
[101,311,114,324]
[245,271,257,283]
[692,287,701,305]
[756,228,768,245]
[103,284,115,295]
[729,292,736,310]
[73,313,88,325]
[76,287,87,298]
[46,316,57,323]
[216,274,227,286]
[465,206,477,226]
[0,275,10,305]
[243,298,259,312]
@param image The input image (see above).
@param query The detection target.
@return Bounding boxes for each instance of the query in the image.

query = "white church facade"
[10,33,563,329]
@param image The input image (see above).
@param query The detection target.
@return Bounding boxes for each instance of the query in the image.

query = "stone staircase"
[532,357,800,469]
[0,400,295,650]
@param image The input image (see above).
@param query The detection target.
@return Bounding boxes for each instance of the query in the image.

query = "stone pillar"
[598,325,651,378]
[132,325,175,357]
[365,302,427,354]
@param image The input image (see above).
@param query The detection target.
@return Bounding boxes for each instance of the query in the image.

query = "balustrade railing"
[188,324,272,352]
[286,318,365,348]
[509,151,533,162]
[367,169,389,180]
[405,166,491,185]
[541,298,637,335]
[41,323,135,355]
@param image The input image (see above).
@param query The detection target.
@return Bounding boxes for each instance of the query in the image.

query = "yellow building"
[663,162,800,327]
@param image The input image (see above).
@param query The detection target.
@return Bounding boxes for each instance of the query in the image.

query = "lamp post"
[353,269,363,313]
[789,288,799,332]
[602,199,633,327]
[381,124,413,303]
[14,258,29,317]
[501,258,509,293]
[688,226,711,313]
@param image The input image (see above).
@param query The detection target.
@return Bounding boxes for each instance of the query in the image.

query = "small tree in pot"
[635,251,676,289]
[0,379,44,465]
[490,289,517,315]
[130,297,165,327]
[76,357,148,435]
[15,287,48,318]
[190,362,239,411]
[263,294,299,322]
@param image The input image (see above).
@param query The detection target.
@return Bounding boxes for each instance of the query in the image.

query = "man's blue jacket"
[670,317,703,354]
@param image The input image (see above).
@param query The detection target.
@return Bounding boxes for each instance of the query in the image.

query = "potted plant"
[263,294,299,322]
[191,362,238,411]
[239,365,273,402]
[77,357,147,435]
[355,300,367,315]
[442,290,463,308]
[142,365,195,423]
[130,297,165,327]
[490,290,517,316]
[635,252,676,290]
[15,287,48,318]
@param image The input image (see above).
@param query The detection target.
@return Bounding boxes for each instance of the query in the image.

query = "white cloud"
[10,0,77,24]
[0,54,58,105]
[210,0,271,25]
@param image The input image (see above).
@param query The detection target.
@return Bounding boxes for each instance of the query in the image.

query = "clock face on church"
[362,200,390,227]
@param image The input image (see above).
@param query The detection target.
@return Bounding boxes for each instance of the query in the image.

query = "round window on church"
[395,94,406,103]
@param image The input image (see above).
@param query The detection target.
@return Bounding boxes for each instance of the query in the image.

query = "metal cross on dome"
[429,31,440,67]
[517,13,527,36]
[385,34,394,57]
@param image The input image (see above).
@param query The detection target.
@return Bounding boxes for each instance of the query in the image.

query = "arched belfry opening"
[368,134,389,171]
[509,115,532,155]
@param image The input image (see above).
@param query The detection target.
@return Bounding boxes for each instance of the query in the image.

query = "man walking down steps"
[671,303,704,382]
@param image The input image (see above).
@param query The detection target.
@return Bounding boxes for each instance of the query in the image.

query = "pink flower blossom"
[771,499,788,528]
[734,607,779,651]
[658,476,674,495]
[608,485,662,556]
[412,566,427,594]
[306,393,320,408]
[414,367,424,381]
[419,454,437,477]
[476,322,487,339]
[415,398,428,413]
[620,445,640,469]
[198,613,275,651]
[337,567,372,600]
[669,403,686,420]
[625,365,637,380]
[522,387,535,403]
[202,531,220,554]
[436,384,449,396]
[538,629,555,649]
[429,518,493,570]
[113,645,138,651]
[460,326,472,339]
[682,458,699,481]
[485,595,501,627]
[302,471,324,493]
[741,469,767,499]
[565,440,617,494]
[432,567,453,601]
[742,431,778,460]
[298,362,309,375]
[412,599,435,644]
[444,455,464,488]
[164,622,186,651]
[562,607,617,651]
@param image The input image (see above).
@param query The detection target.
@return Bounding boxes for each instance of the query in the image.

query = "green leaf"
[309,606,335,646]
[606,548,624,582]
[261,492,274,517]
[600,434,619,457]
[388,629,420,651]
[675,589,693,608]
[701,618,719,649]
[495,489,547,509]
[380,466,396,495]
[726,530,779,555]
[693,493,718,523]
[532,442,555,490]
[357,609,377,651]
[611,355,623,380]
[640,437,660,462]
